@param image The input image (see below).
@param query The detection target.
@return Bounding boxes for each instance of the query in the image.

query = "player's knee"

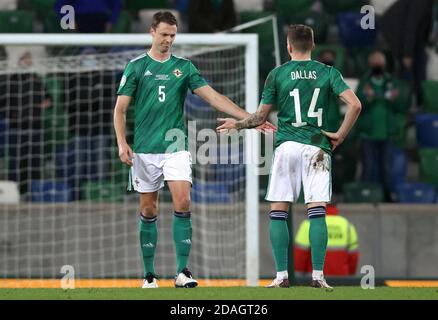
[140,202,158,218]
[173,196,191,212]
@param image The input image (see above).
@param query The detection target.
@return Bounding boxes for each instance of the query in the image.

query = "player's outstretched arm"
[322,89,361,151]
[114,95,134,166]
[216,104,272,133]
[194,85,276,132]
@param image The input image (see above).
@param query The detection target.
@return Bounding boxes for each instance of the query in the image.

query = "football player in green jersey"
[217,24,362,290]
[114,11,275,288]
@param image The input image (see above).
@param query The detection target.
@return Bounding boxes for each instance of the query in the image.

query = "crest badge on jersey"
[173,68,183,78]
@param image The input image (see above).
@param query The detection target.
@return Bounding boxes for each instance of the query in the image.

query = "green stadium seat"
[41,11,64,33]
[0,11,34,33]
[287,11,329,44]
[332,140,359,194]
[321,0,368,14]
[312,45,346,73]
[82,181,125,202]
[419,148,438,189]
[343,182,384,203]
[127,0,168,12]
[274,0,315,17]
[422,80,438,113]
[112,11,132,33]
[30,0,56,19]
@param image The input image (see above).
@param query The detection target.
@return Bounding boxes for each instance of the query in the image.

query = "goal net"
[0,34,259,286]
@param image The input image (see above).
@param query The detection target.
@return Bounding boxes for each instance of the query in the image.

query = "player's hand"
[118,142,134,166]
[216,118,238,133]
[256,121,277,134]
[321,130,344,151]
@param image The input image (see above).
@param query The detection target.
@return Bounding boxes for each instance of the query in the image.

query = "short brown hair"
[151,11,178,29]
[287,24,314,53]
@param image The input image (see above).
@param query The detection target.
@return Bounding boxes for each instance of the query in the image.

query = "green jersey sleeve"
[330,67,350,96]
[188,62,208,92]
[261,70,276,105]
[117,62,137,97]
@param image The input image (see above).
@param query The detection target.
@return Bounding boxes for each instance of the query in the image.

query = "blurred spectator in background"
[317,49,341,132]
[381,0,434,108]
[294,204,359,276]
[55,0,121,33]
[188,0,236,33]
[0,51,52,196]
[356,50,400,198]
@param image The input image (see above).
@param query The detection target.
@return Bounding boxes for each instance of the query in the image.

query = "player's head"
[150,11,178,54]
[287,24,315,55]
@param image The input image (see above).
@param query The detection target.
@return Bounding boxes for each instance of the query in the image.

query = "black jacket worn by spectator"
[380,0,434,59]
[188,0,236,33]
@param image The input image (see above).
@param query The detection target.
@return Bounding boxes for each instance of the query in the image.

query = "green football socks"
[308,206,328,271]
[173,211,192,274]
[269,210,290,272]
[139,214,158,278]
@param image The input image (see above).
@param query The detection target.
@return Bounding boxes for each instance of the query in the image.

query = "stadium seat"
[321,0,367,14]
[30,0,56,19]
[112,11,132,33]
[82,181,125,203]
[192,182,231,203]
[415,114,438,148]
[395,183,437,203]
[31,180,73,202]
[311,45,346,73]
[419,148,438,189]
[0,180,20,203]
[41,11,64,33]
[422,80,438,113]
[287,11,329,44]
[0,10,34,33]
[343,182,384,203]
[336,12,377,48]
[127,0,169,12]
[274,0,315,17]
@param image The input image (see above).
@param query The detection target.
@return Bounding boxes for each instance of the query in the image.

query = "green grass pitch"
[0,287,437,300]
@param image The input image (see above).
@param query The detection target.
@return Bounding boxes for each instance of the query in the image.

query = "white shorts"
[129,151,192,193]
[265,141,331,204]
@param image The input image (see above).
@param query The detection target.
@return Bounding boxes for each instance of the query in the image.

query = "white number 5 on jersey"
[158,85,166,102]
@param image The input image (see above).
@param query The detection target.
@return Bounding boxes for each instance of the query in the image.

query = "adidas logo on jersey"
[144,70,152,76]
[143,242,155,248]
[181,239,191,245]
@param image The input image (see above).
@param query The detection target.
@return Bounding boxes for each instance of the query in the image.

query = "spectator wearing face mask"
[316,49,341,133]
[355,50,401,199]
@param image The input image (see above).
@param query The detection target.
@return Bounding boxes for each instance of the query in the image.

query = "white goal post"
[0,33,260,286]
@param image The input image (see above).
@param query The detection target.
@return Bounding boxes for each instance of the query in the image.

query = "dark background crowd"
[0,0,438,204]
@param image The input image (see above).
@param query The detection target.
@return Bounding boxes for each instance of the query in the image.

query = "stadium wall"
[0,203,437,278]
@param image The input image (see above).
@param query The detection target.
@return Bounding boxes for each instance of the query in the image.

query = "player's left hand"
[321,130,344,151]
[217,118,238,133]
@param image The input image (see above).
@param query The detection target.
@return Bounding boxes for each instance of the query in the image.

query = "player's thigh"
[266,141,302,202]
[131,153,165,193]
[301,145,331,204]
[139,191,159,217]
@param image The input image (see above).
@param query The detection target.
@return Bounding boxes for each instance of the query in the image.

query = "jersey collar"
[147,51,172,63]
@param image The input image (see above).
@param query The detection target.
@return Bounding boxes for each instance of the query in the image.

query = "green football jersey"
[117,52,208,153]
[261,60,349,154]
